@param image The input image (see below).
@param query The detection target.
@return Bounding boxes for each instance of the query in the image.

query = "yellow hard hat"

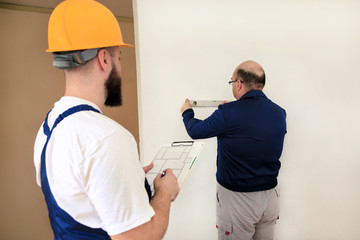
[47,0,133,52]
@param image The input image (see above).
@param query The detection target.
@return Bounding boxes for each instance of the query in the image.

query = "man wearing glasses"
[180,60,287,240]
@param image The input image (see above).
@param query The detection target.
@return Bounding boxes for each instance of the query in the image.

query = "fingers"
[143,162,154,173]
[181,98,192,114]
[155,168,173,179]
[161,168,172,175]
[153,169,180,201]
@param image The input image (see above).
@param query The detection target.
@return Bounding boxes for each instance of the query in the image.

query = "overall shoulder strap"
[40,104,110,239]
[43,104,101,137]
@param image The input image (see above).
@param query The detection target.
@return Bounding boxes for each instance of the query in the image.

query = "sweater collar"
[239,90,266,100]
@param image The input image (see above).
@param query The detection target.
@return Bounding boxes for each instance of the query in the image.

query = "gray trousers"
[216,183,280,240]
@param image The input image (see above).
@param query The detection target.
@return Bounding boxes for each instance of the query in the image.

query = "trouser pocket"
[274,187,280,197]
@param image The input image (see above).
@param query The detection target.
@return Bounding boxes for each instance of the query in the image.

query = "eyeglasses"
[228,79,244,85]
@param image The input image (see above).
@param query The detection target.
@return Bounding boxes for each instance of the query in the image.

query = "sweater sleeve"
[182,106,226,139]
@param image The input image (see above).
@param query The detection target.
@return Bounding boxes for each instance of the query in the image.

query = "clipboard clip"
[171,141,194,146]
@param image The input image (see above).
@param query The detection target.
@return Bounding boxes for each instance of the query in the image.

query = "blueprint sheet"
[146,141,205,195]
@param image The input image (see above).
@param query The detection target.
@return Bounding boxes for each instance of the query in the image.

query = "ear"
[97,49,112,72]
[236,79,243,91]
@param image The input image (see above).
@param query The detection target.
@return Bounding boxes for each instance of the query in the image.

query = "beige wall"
[0,8,138,239]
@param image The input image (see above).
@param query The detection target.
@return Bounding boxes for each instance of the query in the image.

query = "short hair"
[236,68,265,89]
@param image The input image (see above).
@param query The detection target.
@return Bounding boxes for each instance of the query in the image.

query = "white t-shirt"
[34,97,155,235]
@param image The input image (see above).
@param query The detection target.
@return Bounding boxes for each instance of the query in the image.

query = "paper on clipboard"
[145,141,205,195]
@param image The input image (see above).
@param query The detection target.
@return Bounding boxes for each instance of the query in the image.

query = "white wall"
[133,1,360,239]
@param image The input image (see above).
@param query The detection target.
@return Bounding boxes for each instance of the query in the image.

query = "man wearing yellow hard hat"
[33,0,179,239]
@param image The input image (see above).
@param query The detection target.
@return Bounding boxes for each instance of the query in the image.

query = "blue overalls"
[40,104,152,239]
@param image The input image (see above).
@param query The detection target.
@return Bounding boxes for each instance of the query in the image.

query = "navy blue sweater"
[182,90,287,192]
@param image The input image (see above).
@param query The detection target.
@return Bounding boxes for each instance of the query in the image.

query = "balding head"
[233,60,265,90]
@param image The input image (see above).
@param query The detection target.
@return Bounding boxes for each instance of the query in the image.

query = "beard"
[104,63,122,107]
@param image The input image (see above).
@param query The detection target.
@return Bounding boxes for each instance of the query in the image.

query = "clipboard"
[145,141,205,196]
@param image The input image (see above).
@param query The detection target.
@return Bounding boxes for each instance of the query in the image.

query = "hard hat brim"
[118,43,134,48]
